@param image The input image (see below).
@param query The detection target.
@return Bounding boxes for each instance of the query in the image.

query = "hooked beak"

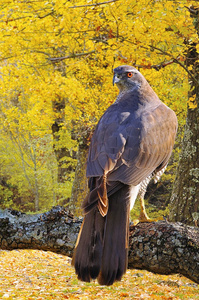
[113,73,120,85]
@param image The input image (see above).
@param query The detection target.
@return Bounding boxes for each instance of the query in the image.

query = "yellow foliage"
[0,0,197,210]
[0,250,198,299]
[188,94,197,109]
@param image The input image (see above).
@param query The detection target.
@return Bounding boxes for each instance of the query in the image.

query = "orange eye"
[127,72,133,78]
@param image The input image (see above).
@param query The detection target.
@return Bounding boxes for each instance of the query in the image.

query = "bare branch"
[149,45,199,86]
[117,51,181,71]
[0,207,199,284]
[123,38,199,86]
[69,0,119,9]
[135,59,175,70]
[173,57,199,87]
[47,51,95,63]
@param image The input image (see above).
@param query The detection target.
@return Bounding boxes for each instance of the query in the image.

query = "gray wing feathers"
[87,102,177,186]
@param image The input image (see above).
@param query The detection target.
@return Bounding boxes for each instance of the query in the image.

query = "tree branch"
[0,206,198,284]
[69,0,119,9]
[123,39,199,86]
[134,57,182,71]
[148,45,199,86]
[117,51,184,71]
[47,51,95,63]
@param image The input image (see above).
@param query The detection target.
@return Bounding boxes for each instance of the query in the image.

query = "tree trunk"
[70,125,93,215]
[169,107,199,225]
[0,206,198,284]
[52,97,71,183]
[169,6,199,226]
[70,143,89,216]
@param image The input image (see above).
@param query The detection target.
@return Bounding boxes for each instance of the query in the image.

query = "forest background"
[0,0,198,224]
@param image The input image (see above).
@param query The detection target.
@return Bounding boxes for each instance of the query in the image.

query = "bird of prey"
[72,65,178,286]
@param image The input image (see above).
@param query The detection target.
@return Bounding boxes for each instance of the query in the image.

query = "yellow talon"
[138,197,153,222]
[133,197,157,225]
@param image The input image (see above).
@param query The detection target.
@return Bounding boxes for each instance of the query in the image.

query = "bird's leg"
[138,197,152,222]
[132,197,153,226]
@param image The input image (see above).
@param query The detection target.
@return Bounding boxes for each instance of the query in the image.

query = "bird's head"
[113,65,145,92]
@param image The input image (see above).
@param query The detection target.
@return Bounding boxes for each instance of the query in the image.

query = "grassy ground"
[0,249,198,299]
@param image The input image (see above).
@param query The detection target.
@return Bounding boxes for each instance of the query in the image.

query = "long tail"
[72,184,130,285]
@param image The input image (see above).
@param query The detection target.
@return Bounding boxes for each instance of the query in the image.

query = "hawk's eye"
[127,72,133,78]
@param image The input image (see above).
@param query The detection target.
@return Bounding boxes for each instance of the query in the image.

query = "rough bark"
[52,98,76,184]
[169,5,199,226]
[0,206,198,284]
[70,143,89,215]
[169,107,199,225]
[129,221,199,284]
[70,125,93,215]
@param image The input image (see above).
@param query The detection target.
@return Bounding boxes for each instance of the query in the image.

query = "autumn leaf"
[0,250,198,300]
[0,0,194,212]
